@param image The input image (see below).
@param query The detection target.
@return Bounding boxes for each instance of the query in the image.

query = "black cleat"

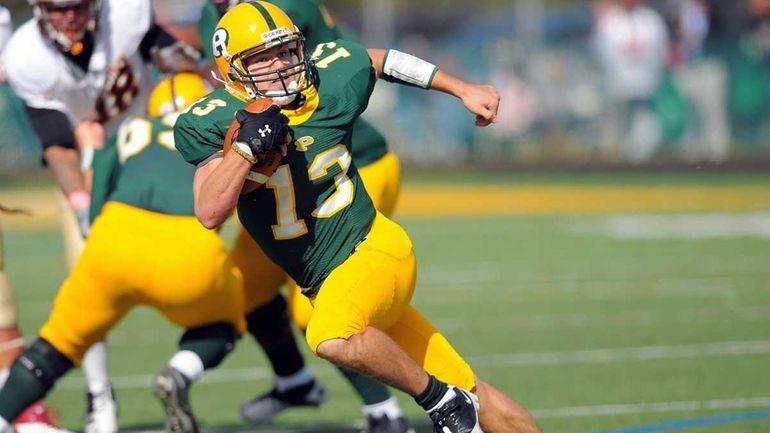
[152,368,198,433]
[240,379,326,423]
[363,414,416,433]
[428,387,482,433]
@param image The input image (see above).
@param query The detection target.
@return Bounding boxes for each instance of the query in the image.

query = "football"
[223,98,276,193]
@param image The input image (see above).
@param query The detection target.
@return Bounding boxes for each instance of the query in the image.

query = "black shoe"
[152,368,199,433]
[240,379,327,423]
[428,387,482,433]
[364,414,416,433]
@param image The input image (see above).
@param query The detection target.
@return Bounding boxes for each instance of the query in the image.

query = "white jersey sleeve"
[0,7,11,53]
[3,21,67,113]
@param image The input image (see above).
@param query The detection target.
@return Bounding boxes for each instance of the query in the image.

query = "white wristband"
[382,49,438,89]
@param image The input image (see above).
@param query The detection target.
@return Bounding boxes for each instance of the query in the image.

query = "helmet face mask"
[230,34,310,104]
[31,0,101,53]
[212,2,313,105]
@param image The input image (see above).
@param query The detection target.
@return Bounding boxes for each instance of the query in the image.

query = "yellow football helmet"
[147,73,211,117]
[212,1,311,104]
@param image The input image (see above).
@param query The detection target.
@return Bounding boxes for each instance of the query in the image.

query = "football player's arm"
[192,153,252,229]
[25,106,89,194]
[367,48,500,126]
[88,136,121,223]
[25,106,91,235]
[139,21,201,73]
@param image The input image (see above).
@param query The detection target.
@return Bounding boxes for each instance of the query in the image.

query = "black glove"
[234,105,290,167]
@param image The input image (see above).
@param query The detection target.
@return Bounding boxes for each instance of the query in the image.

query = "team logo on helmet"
[212,28,230,59]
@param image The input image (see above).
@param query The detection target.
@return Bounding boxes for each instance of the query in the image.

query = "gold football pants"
[39,202,246,364]
[305,212,476,391]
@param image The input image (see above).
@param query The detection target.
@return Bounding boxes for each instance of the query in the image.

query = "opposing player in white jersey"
[2,2,199,433]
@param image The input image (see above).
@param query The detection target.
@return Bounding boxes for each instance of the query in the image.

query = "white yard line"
[601,212,770,239]
[58,340,770,390]
[467,340,770,367]
[532,396,770,419]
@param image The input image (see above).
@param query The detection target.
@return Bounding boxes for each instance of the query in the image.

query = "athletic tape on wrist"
[232,141,256,164]
[246,171,270,184]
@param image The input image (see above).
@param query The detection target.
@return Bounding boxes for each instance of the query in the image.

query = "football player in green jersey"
[175,3,542,433]
[0,74,247,433]
[200,1,409,431]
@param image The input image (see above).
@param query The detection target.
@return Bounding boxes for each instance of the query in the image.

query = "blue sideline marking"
[596,410,770,433]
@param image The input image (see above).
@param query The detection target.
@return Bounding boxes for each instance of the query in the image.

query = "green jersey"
[90,114,195,221]
[175,39,376,294]
[198,0,387,166]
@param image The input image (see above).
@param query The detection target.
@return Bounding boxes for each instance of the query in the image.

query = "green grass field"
[3,171,770,433]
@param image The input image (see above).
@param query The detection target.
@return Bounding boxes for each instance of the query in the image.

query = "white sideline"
[57,340,770,390]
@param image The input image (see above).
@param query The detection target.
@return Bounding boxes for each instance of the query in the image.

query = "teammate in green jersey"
[200,2,409,431]
[0,74,247,433]
[176,3,542,433]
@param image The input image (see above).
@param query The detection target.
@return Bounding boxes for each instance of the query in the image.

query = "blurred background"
[4,0,770,171]
[2,1,770,433]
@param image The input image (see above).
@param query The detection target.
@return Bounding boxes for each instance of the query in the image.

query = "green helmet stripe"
[248,1,277,30]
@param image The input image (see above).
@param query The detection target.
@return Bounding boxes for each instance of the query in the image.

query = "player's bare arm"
[192,109,290,229]
[193,154,251,229]
[366,48,500,126]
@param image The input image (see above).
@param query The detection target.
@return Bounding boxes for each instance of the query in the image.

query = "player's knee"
[179,322,239,369]
[17,338,74,389]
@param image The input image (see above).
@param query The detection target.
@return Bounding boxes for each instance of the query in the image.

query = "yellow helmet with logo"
[211,1,311,104]
[147,73,211,117]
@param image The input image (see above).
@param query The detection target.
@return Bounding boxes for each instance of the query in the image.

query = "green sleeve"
[174,111,224,167]
[89,135,121,222]
[198,1,220,62]
[315,40,377,128]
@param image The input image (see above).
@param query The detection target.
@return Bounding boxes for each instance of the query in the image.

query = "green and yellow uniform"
[199,0,397,319]
[177,40,375,293]
[40,113,246,364]
[175,39,474,390]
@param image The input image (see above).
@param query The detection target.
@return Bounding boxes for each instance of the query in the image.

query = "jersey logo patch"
[295,135,314,152]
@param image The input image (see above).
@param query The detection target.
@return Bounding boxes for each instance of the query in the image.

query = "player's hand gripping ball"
[224,99,291,192]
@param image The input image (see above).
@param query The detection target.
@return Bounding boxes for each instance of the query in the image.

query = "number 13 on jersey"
[267,145,353,240]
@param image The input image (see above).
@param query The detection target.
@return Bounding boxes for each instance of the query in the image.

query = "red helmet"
[30,0,101,53]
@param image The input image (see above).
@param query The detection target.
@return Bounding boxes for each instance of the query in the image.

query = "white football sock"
[275,365,313,392]
[362,396,404,419]
[427,387,457,413]
[0,415,9,433]
[168,350,204,383]
[83,342,110,395]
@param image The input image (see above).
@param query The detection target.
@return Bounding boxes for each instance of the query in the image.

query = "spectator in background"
[669,0,731,163]
[708,0,770,144]
[593,0,669,163]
